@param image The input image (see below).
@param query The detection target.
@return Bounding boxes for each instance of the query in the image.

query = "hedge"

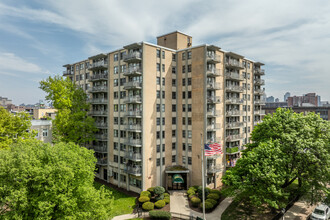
[149,210,171,220]
[142,202,154,211]
[155,200,166,209]
[192,185,199,191]
[154,186,165,195]
[205,198,217,206]
[210,189,221,196]
[191,197,201,207]
[188,194,195,200]
[188,186,197,192]
[207,193,220,201]
[164,197,170,204]
[187,189,195,196]
[147,187,155,194]
[140,191,151,198]
[197,186,210,199]
[155,194,164,201]
[164,193,170,197]
[138,196,150,203]
[200,201,214,211]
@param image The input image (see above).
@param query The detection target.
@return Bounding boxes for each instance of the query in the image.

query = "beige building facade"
[63,31,266,193]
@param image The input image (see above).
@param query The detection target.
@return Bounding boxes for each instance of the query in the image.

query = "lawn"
[94,182,136,219]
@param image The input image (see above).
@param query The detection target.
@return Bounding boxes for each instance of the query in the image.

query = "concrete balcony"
[124,124,142,132]
[125,138,142,147]
[206,68,221,77]
[91,86,108,93]
[90,74,108,81]
[225,60,244,69]
[207,137,221,144]
[123,67,142,76]
[95,134,108,140]
[90,110,108,116]
[93,145,108,153]
[125,110,142,118]
[207,164,222,174]
[254,99,266,105]
[206,154,221,160]
[207,82,221,90]
[225,97,243,104]
[206,123,221,131]
[125,165,142,176]
[91,98,108,104]
[226,134,244,142]
[226,110,244,116]
[254,109,266,115]
[206,53,221,63]
[226,122,244,129]
[89,62,108,70]
[207,110,221,118]
[225,72,244,81]
[226,146,240,155]
[123,52,142,63]
[96,158,107,165]
[254,69,265,75]
[125,152,142,161]
[226,85,244,93]
[207,96,221,104]
[254,78,265,85]
[63,70,73,76]
[123,96,142,104]
[95,122,108,128]
[124,81,142,90]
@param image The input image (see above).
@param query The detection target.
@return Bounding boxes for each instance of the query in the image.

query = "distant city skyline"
[1,0,330,104]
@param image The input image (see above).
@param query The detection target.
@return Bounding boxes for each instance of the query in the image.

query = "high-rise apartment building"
[62,31,266,193]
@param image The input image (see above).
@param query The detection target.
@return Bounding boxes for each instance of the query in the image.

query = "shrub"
[210,189,221,196]
[149,210,171,220]
[164,192,170,197]
[155,194,164,201]
[207,193,220,201]
[164,197,170,204]
[142,202,154,211]
[191,197,201,207]
[187,189,195,196]
[188,194,195,200]
[193,185,199,191]
[197,186,210,199]
[206,199,217,206]
[154,186,165,195]
[200,201,214,211]
[188,186,197,192]
[154,200,166,209]
[147,187,155,195]
[138,196,150,203]
[140,191,151,198]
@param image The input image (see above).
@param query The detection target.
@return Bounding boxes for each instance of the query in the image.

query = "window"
[157,131,160,139]
[188,157,192,165]
[114,79,118,86]
[182,92,186,99]
[182,130,186,138]
[120,156,125,164]
[162,144,165,152]
[114,92,118,99]
[114,117,118,125]
[188,91,192,99]
[120,91,126,98]
[157,90,160,99]
[187,51,192,59]
[188,131,192,138]
[120,51,126,60]
[120,65,126,73]
[182,104,186,112]
[182,117,185,125]
[162,157,165,165]
[188,117,192,125]
[114,155,118,163]
[172,130,176,137]
[172,67,176,74]
[162,78,165,86]
[114,104,118,112]
[182,156,186,164]
[182,53,186,60]
[172,92,176,99]
[114,53,118,61]
[157,63,160,71]
[156,50,160,58]
[120,104,126,112]
[172,104,176,112]
[156,77,160,85]
[114,130,118,137]
[172,54,176,61]
[120,78,126,86]
[188,65,192,72]
[43,129,48,137]
[162,104,165,112]
[188,144,192,151]
[162,118,165,125]
[172,143,176,150]
[120,174,126,182]
[157,118,160,125]
[157,145,160,153]
[162,64,165,72]
[182,65,186,73]
[114,66,119,74]
[157,158,160,166]
[162,91,165,99]
[162,131,165,138]
[114,142,118,150]
[162,51,165,59]
[187,104,192,112]
[156,104,160,112]
[172,79,176,86]
[172,155,176,162]
[172,117,176,124]
[188,78,191,85]
[182,78,186,86]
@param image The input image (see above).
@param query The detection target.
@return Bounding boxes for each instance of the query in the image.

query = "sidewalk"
[283,200,317,220]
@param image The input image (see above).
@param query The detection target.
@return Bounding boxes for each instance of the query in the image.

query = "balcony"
[90,74,108,81]
[226,134,243,142]
[207,164,222,174]
[207,110,221,118]
[125,165,142,176]
[90,110,108,116]
[91,98,108,104]
[91,86,108,93]
[96,158,107,165]
[225,60,244,69]
[124,52,142,63]
[123,95,142,104]
[254,78,265,85]
[225,72,244,81]
[254,68,265,75]
[226,122,244,129]
[226,158,238,167]
[226,85,244,93]
[206,154,221,160]
[206,68,221,77]
[226,146,240,154]
[93,145,107,153]
[207,96,221,104]
[225,97,243,104]
[226,110,243,116]
[89,62,108,70]
[254,120,263,126]
[95,122,108,128]
[124,81,142,90]
[125,138,142,146]
[123,67,142,76]
[207,137,221,144]
[254,89,265,95]
[206,123,221,131]
[63,70,73,76]
[125,110,142,118]
[95,134,108,140]
[206,53,221,63]
[125,124,142,132]
[254,109,265,115]
[206,82,221,90]
[254,99,266,105]
[126,152,142,161]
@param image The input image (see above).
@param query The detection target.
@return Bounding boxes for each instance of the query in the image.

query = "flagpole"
[201,133,206,219]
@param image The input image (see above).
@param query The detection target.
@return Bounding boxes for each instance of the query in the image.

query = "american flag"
[204,143,222,156]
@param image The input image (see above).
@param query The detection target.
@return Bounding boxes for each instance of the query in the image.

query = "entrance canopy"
[173,174,184,183]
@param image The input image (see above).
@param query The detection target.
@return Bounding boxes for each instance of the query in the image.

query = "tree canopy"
[0,140,113,219]
[222,108,330,209]
[39,76,97,144]
[0,107,34,149]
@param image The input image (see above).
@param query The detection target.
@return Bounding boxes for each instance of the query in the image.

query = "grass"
[94,182,136,219]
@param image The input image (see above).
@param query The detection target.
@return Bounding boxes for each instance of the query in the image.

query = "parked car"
[310,204,330,220]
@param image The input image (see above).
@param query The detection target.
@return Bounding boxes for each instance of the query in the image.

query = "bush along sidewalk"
[137,186,170,212]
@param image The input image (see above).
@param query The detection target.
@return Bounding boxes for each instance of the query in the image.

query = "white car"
[310,204,330,220]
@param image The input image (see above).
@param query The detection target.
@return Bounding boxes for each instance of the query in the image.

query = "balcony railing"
[206,82,221,90]
[225,97,243,104]
[226,134,243,141]
[90,74,108,81]
[125,124,142,131]
[91,110,107,116]
[226,110,243,116]
[89,62,108,70]
[207,164,222,174]
[206,123,221,130]
[254,69,265,75]
[125,152,142,161]
[254,99,266,105]
[125,165,142,176]
[225,72,244,81]
[226,122,244,129]
[95,134,108,140]
[226,146,240,154]
[96,158,107,165]
[124,81,142,90]
[225,60,244,69]
[254,79,265,85]
[125,110,142,117]
[206,53,221,63]
[254,120,263,126]
[91,98,108,104]
[207,110,221,117]
[226,85,244,93]
[93,145,107,153]
[254,89,265,95]
[207,96,221,104]
[206,69,221,77]
[226,158,238,167]
[207,137,221,144]
[125,138,142,146]
[91,86,108,93]
[123,52,142,62]
[63,70,73,76]
[123,96,142,104]
[206,154,221,160]
[123,67,142,76]
[95,122,108,128]
[254,109,265,115]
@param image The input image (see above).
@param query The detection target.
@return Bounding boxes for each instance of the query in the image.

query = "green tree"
[0,140,113,219]
[0,107,34,149]
[222,108,330,209]
[39,76,97,144]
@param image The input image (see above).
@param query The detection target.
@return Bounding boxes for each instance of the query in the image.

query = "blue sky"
[0,0,330,105]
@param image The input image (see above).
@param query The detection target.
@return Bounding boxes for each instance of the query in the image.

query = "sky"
[0,0,329,105]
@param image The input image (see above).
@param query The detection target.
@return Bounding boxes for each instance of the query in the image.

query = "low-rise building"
[31,120,52,143]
